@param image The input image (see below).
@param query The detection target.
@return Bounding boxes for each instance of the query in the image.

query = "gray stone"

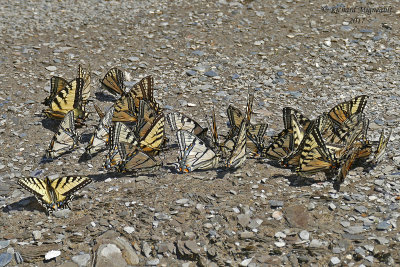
[269,200,283,208]
[309,239,323,248]
[53,209,71,218]
[240,231,254,239]
[299,230,310,240]
[330,257,340,265]
[32,230,41,240]
[340,221,350,227]
[0,240,10,250]
[376,221,391,231]
[248,218,263,229]
[114,237,139,265]
[240,258,253,266]
[204,70,218,77]
[284,205,309,228]
[354,205,367,213]
[123,226,135,234]
[328,203,336,210]
[0,253,12,267]
[237,214,251,227]
[146,258,160,266]
[127,56,139,62]
[176,198,189,204]
[72,254,90,267]
[186,70,197,76]
[142,241,152,258]
[345,226,364,234]
[96,244,126,267]
[45,66,57,71]
[192,50,204,56]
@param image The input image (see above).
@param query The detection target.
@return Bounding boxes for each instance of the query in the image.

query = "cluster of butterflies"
[16,65,391,214]
[167,94,391,187]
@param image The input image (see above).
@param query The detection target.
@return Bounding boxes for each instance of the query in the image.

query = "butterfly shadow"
[3,196,47,214]
[94,92,118,102]
[40,117,60,133]
[271,173,320,187]
[87,171,160,182]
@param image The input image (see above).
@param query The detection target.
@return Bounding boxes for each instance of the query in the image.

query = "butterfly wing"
[296,125,339,175]
[50,176,92,209]
[100,67,126,96]
[43,78,87,122]
[43,76,69,106]
[112,95,138,122]
[166,112,208,139]
[373,129,391,164]
[328,95,368,126]
[226,120,248,168]
[78,64,91,104]
[18,177,51,206]
[86,106,115,155]
[176,130,219,172]
[47,110,78,158]
[117,142,158,172]
[261,129,294,160]
[139,114,166,155]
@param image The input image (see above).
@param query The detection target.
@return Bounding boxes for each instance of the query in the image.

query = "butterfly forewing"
[112,95,137,122]
[78,64,91,104]
[100,67,126,96]
[328,95,368,126]
[167,112,208,139]
[43,76,69,106]
[226,121,248,168]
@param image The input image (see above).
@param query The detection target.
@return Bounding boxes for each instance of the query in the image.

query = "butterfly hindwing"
[47,110,78,159]
[85,106,115,155]
[176,130,219,172]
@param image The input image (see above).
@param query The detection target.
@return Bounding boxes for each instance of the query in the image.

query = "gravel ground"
[0,0,400,266]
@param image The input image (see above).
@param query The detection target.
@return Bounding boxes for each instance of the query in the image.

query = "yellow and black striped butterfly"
[110,76,160,122]
[176,130,219,172]
[17,176,91,213]
[43,76,69,107]
[104,122,137,169]
[85,105,115,155]
[225,105,268,155]
[327,95,368,127]
[43,64,91,107]
[295,124,340,176]
[112,94,137,122]
[167,112,208,139]
[116,142,159,172]
[100,67,126,96]
[373,129,391,164]
[134,100,162,138]
[43,78,88,123]
[226,120,248,168]
[262,108,311,162]
[137,114,166,156]
[78,64,91,104]
[336,147,359,184]
[46,110,78,159]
